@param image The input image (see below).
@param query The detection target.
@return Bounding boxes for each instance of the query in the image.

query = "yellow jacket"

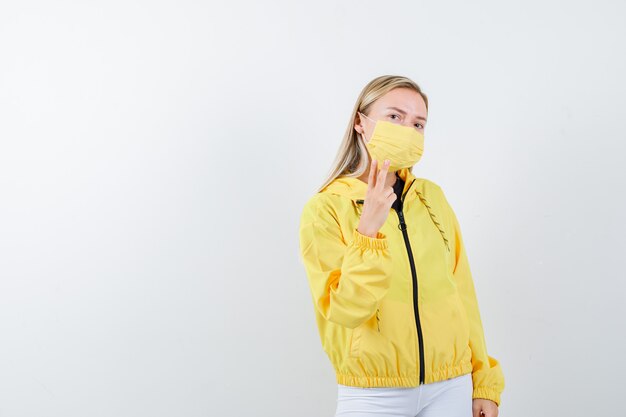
[298,167,505,406]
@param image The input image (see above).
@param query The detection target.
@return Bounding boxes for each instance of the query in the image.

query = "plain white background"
[1,1,624,416]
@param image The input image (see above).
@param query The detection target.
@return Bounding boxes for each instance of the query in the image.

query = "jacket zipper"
[355,178,425,384]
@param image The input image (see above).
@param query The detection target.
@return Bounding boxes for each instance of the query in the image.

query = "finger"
[368,159,377,188]
[376,159,390,189]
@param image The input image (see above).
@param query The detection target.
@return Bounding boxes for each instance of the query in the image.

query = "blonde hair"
[317,75,429,193]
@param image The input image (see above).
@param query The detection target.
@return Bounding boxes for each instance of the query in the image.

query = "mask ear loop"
[357,112,372,144]
[358,111,375,122]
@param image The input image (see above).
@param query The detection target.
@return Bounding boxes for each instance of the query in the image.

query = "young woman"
[298,75,505,417]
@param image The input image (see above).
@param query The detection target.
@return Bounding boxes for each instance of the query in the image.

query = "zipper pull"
[397,210,407,231]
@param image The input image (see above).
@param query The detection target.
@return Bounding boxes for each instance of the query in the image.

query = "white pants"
[336,373,473,417]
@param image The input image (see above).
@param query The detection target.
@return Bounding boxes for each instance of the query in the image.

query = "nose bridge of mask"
[359,111,424,148]
[373,118,424,144]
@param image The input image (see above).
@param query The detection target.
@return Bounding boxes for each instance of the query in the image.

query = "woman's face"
[355,87,428,143]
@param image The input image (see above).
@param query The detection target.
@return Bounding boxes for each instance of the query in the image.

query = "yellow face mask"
[359,112,425,172]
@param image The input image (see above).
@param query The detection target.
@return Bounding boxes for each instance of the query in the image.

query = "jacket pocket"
[446,263,458,290]
[348,326,363,358]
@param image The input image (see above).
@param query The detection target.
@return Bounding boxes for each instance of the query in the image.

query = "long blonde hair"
[317,75,429,193]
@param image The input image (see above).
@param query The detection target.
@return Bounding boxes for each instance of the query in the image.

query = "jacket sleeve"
[444,193,505,406]
[298,196,393,329]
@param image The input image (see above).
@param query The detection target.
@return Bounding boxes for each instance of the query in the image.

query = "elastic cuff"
[352,228,388,250]
[473,386,501,407]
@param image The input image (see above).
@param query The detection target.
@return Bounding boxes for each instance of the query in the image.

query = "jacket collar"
[320,167,419,202]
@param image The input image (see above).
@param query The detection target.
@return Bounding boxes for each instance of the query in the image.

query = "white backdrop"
[1,1,624,416]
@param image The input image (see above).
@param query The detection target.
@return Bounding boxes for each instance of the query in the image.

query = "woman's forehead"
[372,90,427,119]
[378,89,424,106]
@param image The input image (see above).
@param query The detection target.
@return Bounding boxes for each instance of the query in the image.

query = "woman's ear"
[354,113,364,135]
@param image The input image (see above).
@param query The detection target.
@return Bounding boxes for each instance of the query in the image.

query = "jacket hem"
[425,359,473,383]
[336,359,473,388]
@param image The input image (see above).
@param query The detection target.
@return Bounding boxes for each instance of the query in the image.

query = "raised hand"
[357,159,396,238]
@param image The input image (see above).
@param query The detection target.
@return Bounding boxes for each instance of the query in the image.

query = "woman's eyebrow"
[386,106,427,122]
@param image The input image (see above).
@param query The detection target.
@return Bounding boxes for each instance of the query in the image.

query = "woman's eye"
[389,114,400,120]
[415,123,424,129]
